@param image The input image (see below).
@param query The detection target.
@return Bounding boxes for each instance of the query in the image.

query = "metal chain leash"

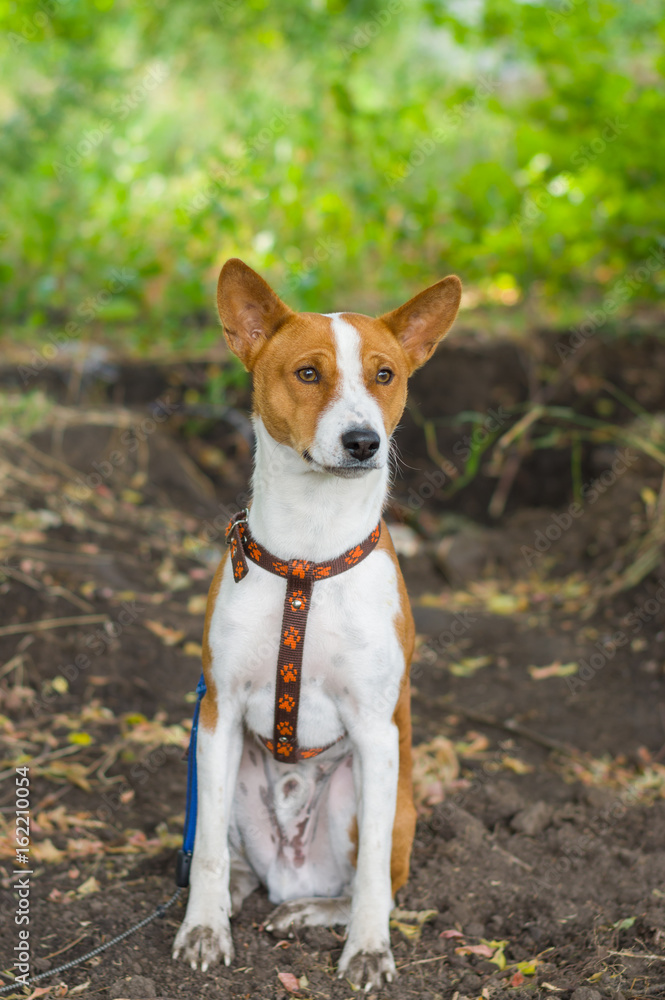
[0,887,183,995]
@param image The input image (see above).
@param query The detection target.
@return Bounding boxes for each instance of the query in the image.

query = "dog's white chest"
[208,548,405,749]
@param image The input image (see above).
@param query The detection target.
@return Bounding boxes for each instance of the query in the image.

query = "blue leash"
[175,673,207,887]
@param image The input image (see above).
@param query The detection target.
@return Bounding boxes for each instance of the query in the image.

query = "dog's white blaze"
[309,314,387,470]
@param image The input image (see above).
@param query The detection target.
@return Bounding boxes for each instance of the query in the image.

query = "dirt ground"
[1,330,665,1000]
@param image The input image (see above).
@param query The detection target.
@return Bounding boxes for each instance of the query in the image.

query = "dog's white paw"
[337,938,396,991]
[172,918,234,972]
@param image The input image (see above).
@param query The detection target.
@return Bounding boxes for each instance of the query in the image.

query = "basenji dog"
[173,259,461,990]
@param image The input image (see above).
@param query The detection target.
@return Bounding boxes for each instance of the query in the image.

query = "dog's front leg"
[337,718,399,991]
[173,699,243,971]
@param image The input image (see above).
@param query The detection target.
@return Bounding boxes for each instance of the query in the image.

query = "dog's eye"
[297,367,319,383]
[376,369,394,384]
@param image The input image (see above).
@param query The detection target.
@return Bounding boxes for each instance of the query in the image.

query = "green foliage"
[1,0,664,353]
[0,389,55,433]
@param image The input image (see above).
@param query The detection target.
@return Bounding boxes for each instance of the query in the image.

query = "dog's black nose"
[341,427,380,462]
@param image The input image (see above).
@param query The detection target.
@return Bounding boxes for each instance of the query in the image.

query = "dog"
[173,258,461,990]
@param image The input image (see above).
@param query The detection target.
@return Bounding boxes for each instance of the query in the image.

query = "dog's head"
[217,258,461,478]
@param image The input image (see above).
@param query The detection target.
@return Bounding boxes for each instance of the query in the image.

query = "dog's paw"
[172,919,234,972]
[337,941,396,992]
[265,896,351,937]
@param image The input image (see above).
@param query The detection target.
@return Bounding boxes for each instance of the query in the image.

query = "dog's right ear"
[217,259,293,370]
[380,275,462,374]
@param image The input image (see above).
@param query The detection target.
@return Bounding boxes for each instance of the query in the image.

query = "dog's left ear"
[380,275,462,373]
[217,258,293,370]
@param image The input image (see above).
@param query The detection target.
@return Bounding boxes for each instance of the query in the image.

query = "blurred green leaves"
[0,0,663,352]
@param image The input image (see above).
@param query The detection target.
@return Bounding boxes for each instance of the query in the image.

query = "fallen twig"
[0,743,83,781]
[608,950,665,962]
[0,653,25,680]
[490,841,534,872]
[0,564,95,613]
[397,955,449,969]
[459,708,577,756]
[0,612,108,638]
[45,932,91,960]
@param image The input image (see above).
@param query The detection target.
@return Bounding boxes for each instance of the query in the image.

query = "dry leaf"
[69,980,91,994]
[390,907,438,941]
[419,592,446,608]
[277,971,301,993]
[120,488,144,505]
[187,595,207,615]
[454,731,490,757]
[76,876,100,897]
[516,959,539,975]
[484,939,509,969]
[501,755,533,774]
[31,838,65,864]
[528,661,578,680]
[412,737,459,813]
[144,620,185,646]
[449,655,491,677]
[67,839,105,857]
[486,593,526,615]
[67,732,93,746]
[456,943,494,958]
[40,762,91,792]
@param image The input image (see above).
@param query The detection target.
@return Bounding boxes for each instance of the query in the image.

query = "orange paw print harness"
[225,510,382,763]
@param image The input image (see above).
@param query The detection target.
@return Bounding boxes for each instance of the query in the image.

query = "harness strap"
[225,511,381,763]
[176,514,382,886]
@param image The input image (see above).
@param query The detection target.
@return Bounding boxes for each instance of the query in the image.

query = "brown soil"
[1,330,665,1000]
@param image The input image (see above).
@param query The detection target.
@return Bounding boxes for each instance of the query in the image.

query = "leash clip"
[175,848,193,887]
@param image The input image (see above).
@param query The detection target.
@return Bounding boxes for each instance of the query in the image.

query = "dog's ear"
[380,275,462,373]
[217,259,293,370]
